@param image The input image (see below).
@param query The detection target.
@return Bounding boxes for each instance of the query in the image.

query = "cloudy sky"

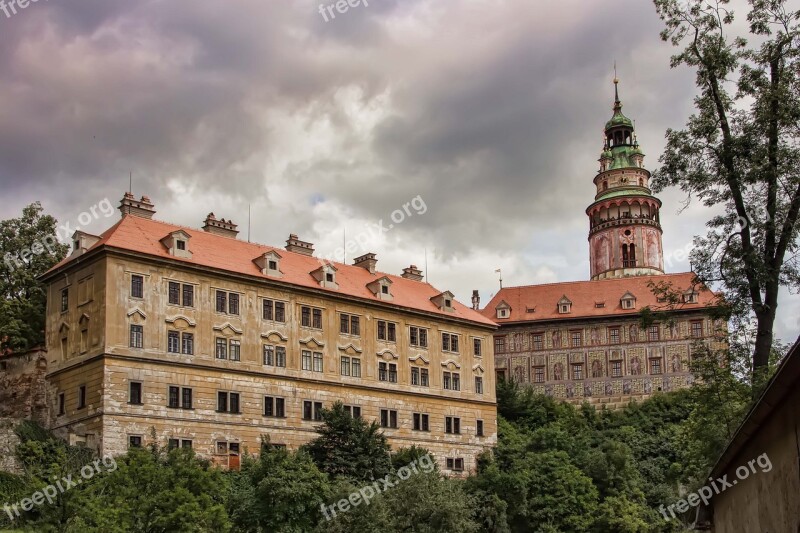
[1,0,797,342]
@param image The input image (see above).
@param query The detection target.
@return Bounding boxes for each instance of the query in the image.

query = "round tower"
[587,78,664,280]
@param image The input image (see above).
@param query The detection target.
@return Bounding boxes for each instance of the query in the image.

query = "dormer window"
[557,296,572,314]
[254,250,283,278]
[683,291,698,304]
[595,302,605,309]
[431,291,456,313]
[73,240,80,251]
[620,291,637,310]
[160,230,192,259]
[494,300,511,319]
[367,277,393,301]
[311,263,338,290]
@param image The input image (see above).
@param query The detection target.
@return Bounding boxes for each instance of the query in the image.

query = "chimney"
[353,253,377,274]
[202,213,240,239]
[119,192,156,219]
[401,265,423,282]
[285,233,315,256]
[471,290,480,310]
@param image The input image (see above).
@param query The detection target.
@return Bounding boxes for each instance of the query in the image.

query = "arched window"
[630,244,636,263]
[639,178,643,186]
[603,181,608,191]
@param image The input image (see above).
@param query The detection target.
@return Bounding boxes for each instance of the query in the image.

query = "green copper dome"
[605,111,633,130]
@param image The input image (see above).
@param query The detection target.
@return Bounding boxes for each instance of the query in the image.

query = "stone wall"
[0,349,48,424]
[0,418,22,474]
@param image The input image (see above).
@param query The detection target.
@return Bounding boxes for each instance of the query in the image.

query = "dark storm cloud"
[1,0,795,339]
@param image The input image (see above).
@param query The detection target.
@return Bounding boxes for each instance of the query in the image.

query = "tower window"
[603,181,608,191]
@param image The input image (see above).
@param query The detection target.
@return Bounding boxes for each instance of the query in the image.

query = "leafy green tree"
[303,401,392,482]
[652,0,800,380]
[228,444,330,533]
[0,202,68,352]
[71,446,230,533]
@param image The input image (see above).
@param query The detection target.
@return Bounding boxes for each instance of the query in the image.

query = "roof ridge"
[499,272,695,292]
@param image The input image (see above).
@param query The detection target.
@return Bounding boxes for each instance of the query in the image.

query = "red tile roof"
[45,215,496,327]
[481,272,718,324]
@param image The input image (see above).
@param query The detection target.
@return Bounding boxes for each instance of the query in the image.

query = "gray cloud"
[0,0,797,342]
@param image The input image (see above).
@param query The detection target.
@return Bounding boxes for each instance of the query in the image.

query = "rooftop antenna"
[495,268,503,289]
[424,248,428,283]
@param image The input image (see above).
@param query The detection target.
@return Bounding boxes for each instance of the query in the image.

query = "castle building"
[481,79,720,408]
[39,194,497,472]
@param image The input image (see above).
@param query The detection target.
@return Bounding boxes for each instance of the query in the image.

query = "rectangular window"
[387,322,396,342]
[182,387,193,409]
[648,324,660,341]
[380,409,398,429]
[229,340,241,362]
[313,352,323,372]
[129,382,142,405]
[410,326,428,347]
[445,416,461,434]
[473,338,482,357]
[494,336,505,353]
[571,331,582,347]
[130,325,143,348]
[167,331,180,354]
[442,333,459,353]
[216,290,227,313]
[477,420,484,437]
[444,371,460,391]
[691,320,703,338]
[475,376,484,394]
[340,314,349,334]
[302,350,312,371]
[263,300,274,321]
[264,396,285,417]
[379,362,397,382]
[341,356,350,376]
[182,285,194,307]
[421,368,429,387]
[217,391,240,413]
[611,360,622,378]
[572,363,584,380]
[275,302,285,322]
[351,357,362,378]
[216,338,227,359]
[378,321,386,340]
[169,281,180,305]
[181,333,194,355]
[263,345,274,366]
[301,306,311,327]
[303,400,323,421]
[169,387,192,409]
[229,293,240,315]
[312,308,322,329]
[533,333,543,351]
[411,367,420,386]
[58,392,65,416]
[351,316,360,336]
[129,436,143,448]
[534,367,545,383]
[60,287,69,312]
[276,346,286,367]
[339,314,361,336]
[77,385,86,409]
[650,359,662,375]
[343,405,362,418]
[609,327,620,344]
[413,413,430,431]
[131,275,144,299]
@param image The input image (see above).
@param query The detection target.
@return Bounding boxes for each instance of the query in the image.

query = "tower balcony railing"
[622,260,637,268]
[589,215,661,235]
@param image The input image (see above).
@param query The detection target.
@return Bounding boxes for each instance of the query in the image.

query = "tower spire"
[613,64,622,113]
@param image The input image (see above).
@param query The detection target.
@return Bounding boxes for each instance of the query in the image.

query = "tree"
[652,0,800,382]
[0,202,68,352]
[228,444,330,533]
[303,402,392,483]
